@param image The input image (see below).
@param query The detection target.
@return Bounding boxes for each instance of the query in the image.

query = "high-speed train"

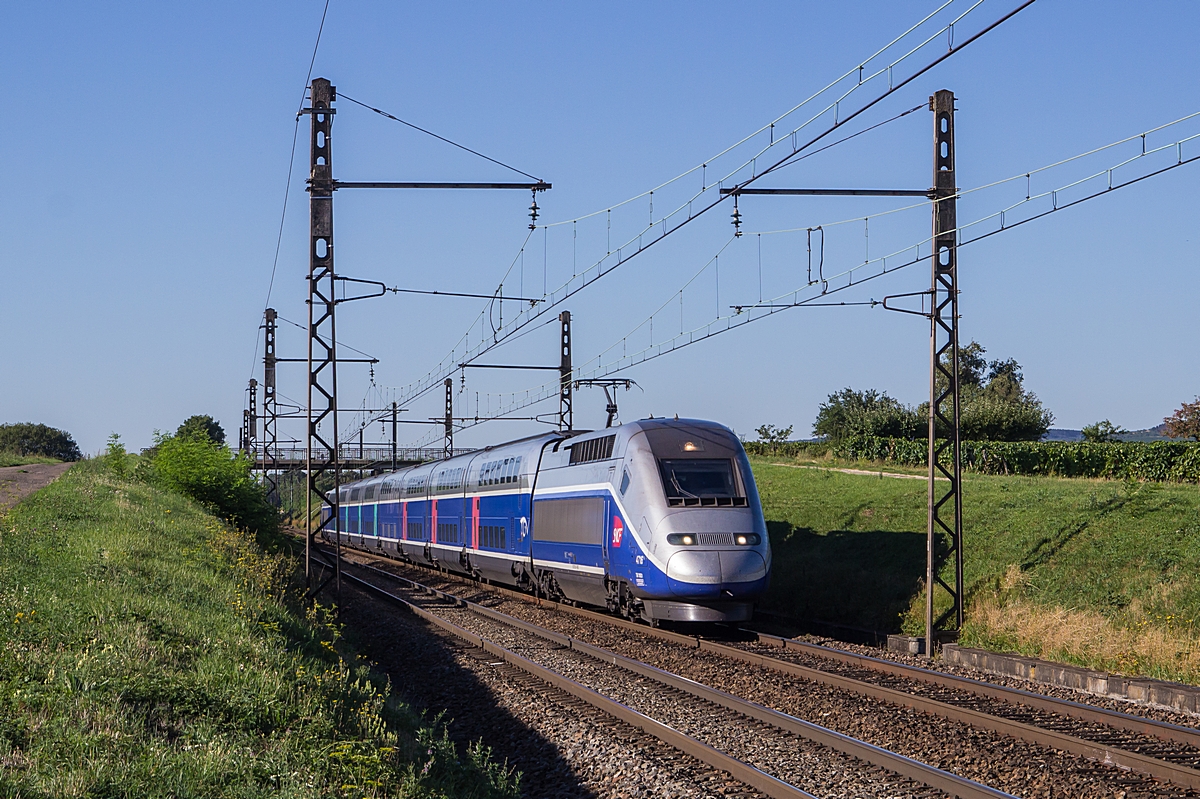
[323,418,771,623]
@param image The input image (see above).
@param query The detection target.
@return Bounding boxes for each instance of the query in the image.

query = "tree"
[176,415,226,445]
[813,388,921,441]
[956,341,989,390]
[985,358,1024,402]
[1081,420,1127,443]
[1164,398,1200,441]
[0,423,81,461]
[926,342,1054,441]
[755,424,793,445]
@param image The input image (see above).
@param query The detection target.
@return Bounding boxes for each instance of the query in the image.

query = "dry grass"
[966,583,1200,682]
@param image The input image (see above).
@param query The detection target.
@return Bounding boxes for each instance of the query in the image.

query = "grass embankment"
[752,457,1200,684]
[0,460,517,798]
[0,452,60,468]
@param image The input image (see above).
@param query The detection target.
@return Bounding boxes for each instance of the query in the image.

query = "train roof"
[332,417,738,494]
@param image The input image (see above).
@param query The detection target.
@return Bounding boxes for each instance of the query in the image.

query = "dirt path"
[770,462,947,481]
[0,463,72,512]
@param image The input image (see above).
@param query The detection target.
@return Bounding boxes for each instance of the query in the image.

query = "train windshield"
[658,459,743,505]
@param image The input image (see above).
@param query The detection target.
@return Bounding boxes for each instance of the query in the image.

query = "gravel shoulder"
[0,462,72,511]
[334,578,772,799]
[355,556,1197,798]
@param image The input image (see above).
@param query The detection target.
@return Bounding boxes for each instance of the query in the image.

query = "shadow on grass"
[761,520,928,635]
[1019,492,1129,572]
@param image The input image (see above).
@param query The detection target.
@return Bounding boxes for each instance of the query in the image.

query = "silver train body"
[324,418,771,623]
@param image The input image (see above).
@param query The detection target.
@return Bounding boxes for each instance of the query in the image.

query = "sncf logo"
[611,516,624,548]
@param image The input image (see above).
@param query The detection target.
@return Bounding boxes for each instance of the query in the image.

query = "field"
[752,457,1200,684]
[0,460,517,798]
[0,452,61,468]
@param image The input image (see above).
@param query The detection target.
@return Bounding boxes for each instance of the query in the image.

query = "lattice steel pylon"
[262,308,279,505]
[925,89,963,650]
[559,311,573,431]
[304,78,340,595]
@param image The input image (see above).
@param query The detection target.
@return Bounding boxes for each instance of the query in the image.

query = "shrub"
[827,435,1200,482]
[145,434,277,535]
[0,422,81,461]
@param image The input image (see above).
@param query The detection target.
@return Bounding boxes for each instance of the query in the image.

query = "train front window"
[658,459,746,507]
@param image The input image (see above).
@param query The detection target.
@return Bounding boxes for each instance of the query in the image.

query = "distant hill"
[1116,423,1172,443]
[1041,423,1173,443]
[1042,428,1084,442]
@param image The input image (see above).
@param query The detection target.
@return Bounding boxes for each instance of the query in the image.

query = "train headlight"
[666,533,697,546]
[735,534,761,546]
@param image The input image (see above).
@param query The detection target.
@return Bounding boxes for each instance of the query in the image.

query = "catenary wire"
[383,0,1035,413]
[338,93,543,182]
[433,132,1200,438]
[247,0,333,385]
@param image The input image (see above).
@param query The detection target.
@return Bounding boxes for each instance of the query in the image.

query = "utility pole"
[391,401,398,471]
[262,308,279,505]
[559,311,573,431]
[304,77,340,597]
[444,379,454,459]
[925,89,964,652]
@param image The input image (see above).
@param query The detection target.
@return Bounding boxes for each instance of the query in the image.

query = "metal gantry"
[721,89,966,653]
[559,311,573,431]
[304,77,341,595]
[925,89,964,648]
[444,378,454,458]
[262,308,279,504]
[245,379,258,460]
[299,76,549,600]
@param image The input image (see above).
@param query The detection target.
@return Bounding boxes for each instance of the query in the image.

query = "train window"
[479,524,506,549]
[658,459,747,507]
[620,469,631,496]
[364,486,375,500]
[350,488,361,502]
[406,521,425,540]
[437,522,460,544]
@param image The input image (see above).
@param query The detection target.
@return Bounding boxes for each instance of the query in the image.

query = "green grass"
[0,451,61,467]
[0,460,518,798]
[753,457,1200,683]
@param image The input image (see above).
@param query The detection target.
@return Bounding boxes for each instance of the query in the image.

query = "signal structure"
[299,77,549,598]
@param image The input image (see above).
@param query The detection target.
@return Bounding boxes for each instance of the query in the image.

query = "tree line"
[799,340,1200,444]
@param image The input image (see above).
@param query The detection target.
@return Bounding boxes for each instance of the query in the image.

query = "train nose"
[665,549,767,596]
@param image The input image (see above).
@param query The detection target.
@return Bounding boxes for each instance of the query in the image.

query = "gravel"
[350,554,1200,798]
[336,578,774,799]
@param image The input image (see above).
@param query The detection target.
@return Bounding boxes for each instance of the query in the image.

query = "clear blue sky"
[4,1,1198,454]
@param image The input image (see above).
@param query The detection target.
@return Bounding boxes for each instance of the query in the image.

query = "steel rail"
[310,552,815,799]
[756,635,1200,751]
[323,548,1016,799]
[323,542,1200,792]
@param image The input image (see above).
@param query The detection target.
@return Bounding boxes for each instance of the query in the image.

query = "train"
[322,417,771,624]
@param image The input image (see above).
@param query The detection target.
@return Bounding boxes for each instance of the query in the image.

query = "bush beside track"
[746,436,1200,482]
[751,458,1200,685]
[0,459,518,799]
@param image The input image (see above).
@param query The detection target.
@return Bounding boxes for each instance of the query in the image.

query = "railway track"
[317,541,1200,797]
[313,547,1013,799]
